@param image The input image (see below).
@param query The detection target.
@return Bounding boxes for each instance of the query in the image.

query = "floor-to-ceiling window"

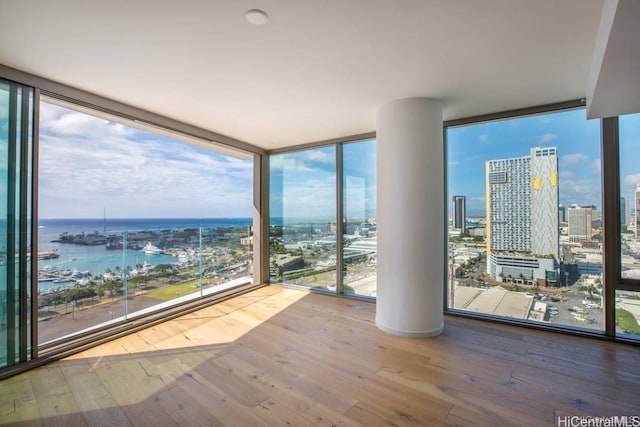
[342,139,377,297]
[269,138,377,297]
[0,74,263,378]
[3,65,638,378]
[269,146,337,289]
[37,97,254,345]
[616,112,640,339]
[446,106,604,332]
[0,79,35,369]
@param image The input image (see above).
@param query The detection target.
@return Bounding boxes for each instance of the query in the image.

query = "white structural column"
[376,98,444,337]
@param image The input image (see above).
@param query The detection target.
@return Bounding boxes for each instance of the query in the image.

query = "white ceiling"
[0,0,617,150]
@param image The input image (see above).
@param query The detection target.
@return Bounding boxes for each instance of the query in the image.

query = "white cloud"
[270,149,337,174]
[40,103,134,139]
[591,158,601,175]
[269,148,343,218]
[271,155,311,171]
[559,170,575,179]
[623,173,640,193]
[304,149,333,163]
[538,133,558,144]
[448,160,460,167]
[560,153,588,167]
[0,89,9,111]
[38,103,253,218]
[479,134,490,143]
[559,177,602,209]
[279,176,336,219]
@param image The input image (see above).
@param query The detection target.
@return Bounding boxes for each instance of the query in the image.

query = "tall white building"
[486,147,559,283]
[486,156,531,253]
[621,197,629,227]
[530,147,560,258]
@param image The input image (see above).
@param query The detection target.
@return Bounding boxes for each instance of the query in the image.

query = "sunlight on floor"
[1,286,310,423]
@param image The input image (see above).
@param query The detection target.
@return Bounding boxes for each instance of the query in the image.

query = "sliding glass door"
[0,79,35,369]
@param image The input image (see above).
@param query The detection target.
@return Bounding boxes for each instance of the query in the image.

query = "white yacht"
[142,242,162,254]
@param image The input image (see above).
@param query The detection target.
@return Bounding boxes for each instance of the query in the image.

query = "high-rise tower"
[568,204,594,242]
[486,155,531,253]
[558,205,567,224]
[486,147,559,283]
[486,147,558,257]
[452,195,466,231]
[529,147,560,258]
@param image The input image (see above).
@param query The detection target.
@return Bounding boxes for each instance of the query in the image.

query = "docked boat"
[142,242,162,254]
[37,250,60,260]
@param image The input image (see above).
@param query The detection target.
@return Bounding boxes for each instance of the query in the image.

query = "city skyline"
[448,109,640,217]
[34,102,640,220]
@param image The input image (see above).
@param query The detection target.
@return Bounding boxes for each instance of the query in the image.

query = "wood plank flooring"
[1,285,639,426]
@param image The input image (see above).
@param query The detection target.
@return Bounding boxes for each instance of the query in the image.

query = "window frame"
[602,116,640,340]
[0,78,36,370]
[0,65,268,379]
[3,57,639,378]
[267,135,377,300]
[444,100,640,342]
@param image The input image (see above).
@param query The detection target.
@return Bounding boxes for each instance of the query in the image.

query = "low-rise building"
[488,253,557,286]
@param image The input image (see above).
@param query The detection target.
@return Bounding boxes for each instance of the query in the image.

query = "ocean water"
[37,218,252,284]
[38,217,252,238]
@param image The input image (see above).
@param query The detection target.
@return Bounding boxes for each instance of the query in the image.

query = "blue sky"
[39,100,376,221]
[447,109,640,217]
[269,140,376,221]
[39,102,253,218]
[619,113,640,198]
[14,98,640,220]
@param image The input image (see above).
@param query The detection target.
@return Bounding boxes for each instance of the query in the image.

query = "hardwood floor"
[1,285,639,426]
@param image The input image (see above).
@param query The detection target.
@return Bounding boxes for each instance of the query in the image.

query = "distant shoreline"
[38,216,254,220]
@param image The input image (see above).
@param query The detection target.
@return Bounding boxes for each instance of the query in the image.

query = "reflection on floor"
[2,285,639,426]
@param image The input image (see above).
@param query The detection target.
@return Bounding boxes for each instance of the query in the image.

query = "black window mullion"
[336,143,344,295]
[6,85,18,365]
[30,88,40,359]
[601,117,620,338]
[18,86,31,362]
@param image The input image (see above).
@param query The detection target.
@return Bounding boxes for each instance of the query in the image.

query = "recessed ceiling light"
[246,9,268,25]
